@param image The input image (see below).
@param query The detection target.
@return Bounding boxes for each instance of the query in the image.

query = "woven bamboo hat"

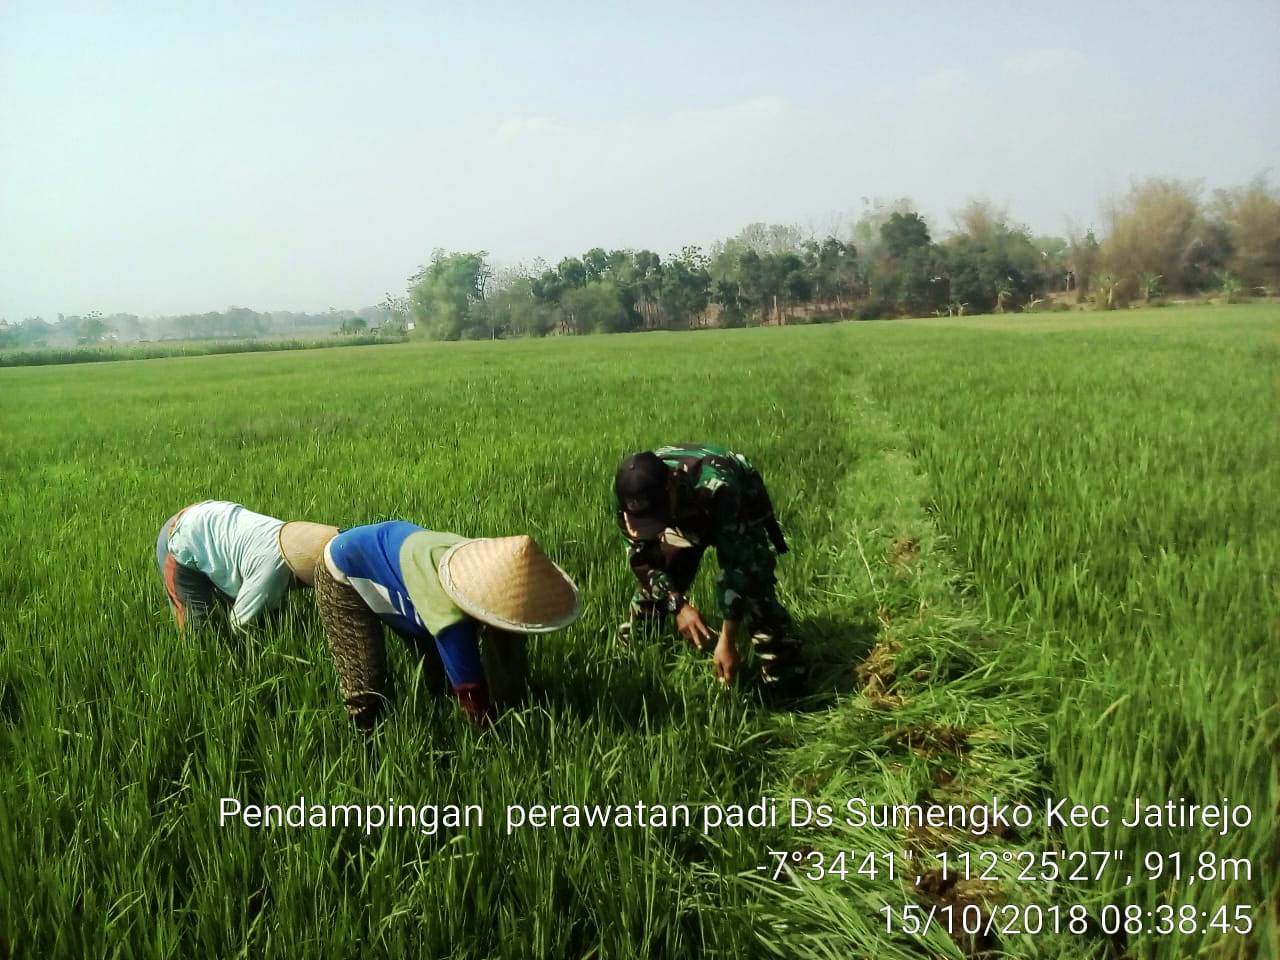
[437,535,580,633]
[279,521,341,586]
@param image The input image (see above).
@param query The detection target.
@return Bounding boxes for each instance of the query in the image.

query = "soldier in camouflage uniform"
[613,443,805,693]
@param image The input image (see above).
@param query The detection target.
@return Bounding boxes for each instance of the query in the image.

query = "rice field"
[0,332,406,368]
[0,304,1274,959]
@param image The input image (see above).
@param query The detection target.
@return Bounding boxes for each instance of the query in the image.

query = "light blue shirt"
[168,500,292,627]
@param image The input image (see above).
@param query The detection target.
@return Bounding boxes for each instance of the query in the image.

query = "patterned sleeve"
[626,537,678,598]
[614,505,679,601]
[707,472,751,619]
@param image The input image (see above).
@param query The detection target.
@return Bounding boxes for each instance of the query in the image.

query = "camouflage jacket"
[615,443,783,616]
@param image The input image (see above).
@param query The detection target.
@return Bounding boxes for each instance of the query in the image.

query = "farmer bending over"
[614,444,804,694]
[313,522,580,729]
[156,500,336,629]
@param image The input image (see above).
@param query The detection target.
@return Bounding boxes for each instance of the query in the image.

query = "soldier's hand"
[675,603,712,647]
[713,638,740,686]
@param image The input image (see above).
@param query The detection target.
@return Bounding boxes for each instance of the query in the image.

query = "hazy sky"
[2,1,1278,320]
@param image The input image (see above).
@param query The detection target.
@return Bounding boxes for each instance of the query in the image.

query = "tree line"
[409,175,1280,340]
[0,301,408,351]
[5,175,1277,349]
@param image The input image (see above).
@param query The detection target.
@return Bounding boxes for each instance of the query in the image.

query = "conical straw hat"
[279,521,340,586]
[437,535,580,633]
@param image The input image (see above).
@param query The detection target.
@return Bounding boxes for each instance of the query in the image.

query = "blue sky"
[2,0,1277,319]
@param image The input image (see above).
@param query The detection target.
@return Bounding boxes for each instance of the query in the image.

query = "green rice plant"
[1217,271,1244,303]
[861,303,1278,960]
[0,332,408,368]
[1,305,1273,959]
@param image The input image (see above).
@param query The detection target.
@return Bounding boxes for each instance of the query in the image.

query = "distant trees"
[1,318,45,349]
[376,293,412,334]
[10,175,1275,350]
[484,277,547,337]
[524,247,707,334]
[802,237,860,318]
[936,203,1045,315]
[0,303,408,349]
[1210,176,1280,294]
[564,280,630,334]
[408,250,492,340]
[160,306,269,339]
[76,312,114,344]
[402,202,1075,336]
[1059,176,1280,306]
[880,212,932,258]
[1101,179,1209,296]
[1068,229,1102,295]
[0,317,52,349]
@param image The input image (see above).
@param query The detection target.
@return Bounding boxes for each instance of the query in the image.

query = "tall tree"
[880,212,932,258]
[1211,176,1280,294]
[631,250,663,329]
[851,197,916,258]
[1068,229,1102,295]
[582,248,609,282]
[557,257,587,289]
[563,281,630,334]
[1102,179,1208,293]
[408,250,492,340]
[802,237,859,316]
[653,246,710,327]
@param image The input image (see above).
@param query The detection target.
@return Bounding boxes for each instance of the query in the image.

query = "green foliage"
[867,245,944,318]
[1217,270,1243,302]
[4,305,409,347]
[75,311,113,345]
[0,335,404,371]
[1211,176,1280,294]
[582,247,609,282]
[2,308,1271,959]
[863,305,1277,960]
[879,212,931,258]
[1068,229,1102,297]
[485,278,549,338]
[801,237,860,317]
[941,234,1040,315]
[1137,272,1164,301]
[0,325,870,958]
[408,249,492,340]
[562,280,631,334]
[1100,178,1236,295]
[0,333,407,367]
[705,241,841,326]
[530,268,566,307]
[1092,272,1125,310]
[556,256,587,288]
[386,176,1276,342]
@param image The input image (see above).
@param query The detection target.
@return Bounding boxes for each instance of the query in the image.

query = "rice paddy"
[0,303,1275,959]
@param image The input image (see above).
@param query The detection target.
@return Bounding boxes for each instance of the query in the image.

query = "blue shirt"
[327,521,485,691]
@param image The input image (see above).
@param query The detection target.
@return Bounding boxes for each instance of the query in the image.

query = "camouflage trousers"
[629,526,804,689]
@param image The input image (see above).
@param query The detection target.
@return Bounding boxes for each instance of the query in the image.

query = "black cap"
[615,451,671,539]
